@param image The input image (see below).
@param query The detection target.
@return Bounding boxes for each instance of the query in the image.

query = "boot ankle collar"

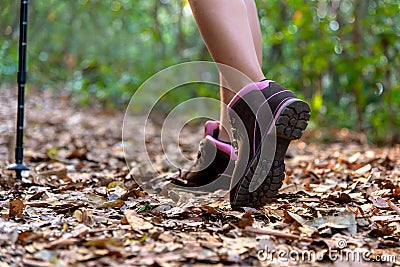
[227,80,273,110]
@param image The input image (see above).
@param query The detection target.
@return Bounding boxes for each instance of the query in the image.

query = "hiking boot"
[172,121,236,190]
[228,80,310,208]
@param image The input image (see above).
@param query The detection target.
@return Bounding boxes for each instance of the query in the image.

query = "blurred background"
[1,0,399,144]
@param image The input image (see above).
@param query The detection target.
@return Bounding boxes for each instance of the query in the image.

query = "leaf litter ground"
[0,89,399,266]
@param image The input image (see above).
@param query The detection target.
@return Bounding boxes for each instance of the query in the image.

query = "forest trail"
[1,88,399,266]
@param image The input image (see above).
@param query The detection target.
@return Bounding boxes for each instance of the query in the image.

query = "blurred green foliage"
[1,0,399,143]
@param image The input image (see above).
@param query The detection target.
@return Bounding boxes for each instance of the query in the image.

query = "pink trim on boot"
[205,135,237,160]
[204,121,220,138]
[227,80,272,109]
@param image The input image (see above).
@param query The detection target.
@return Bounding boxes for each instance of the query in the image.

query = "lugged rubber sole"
[231,100,310,208]
[275,100,311,140]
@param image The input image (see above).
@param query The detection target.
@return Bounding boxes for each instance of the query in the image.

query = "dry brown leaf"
[21,257,53,267]
[386,199,400,215]
[158,233,175,242]
[393,187,400,200]
[369,224,396,237]
[200,203,220,215]
[28,191,45,201]
[66,148,87,160]
[97,199,125,209]
[285,211,307,225]
[71,224,90,238]
[45,237,78,249]
[369,196,389,209]
[371,215,400,222]
[18,232,42,243]
[338,192,352,203]
[121,216,129,225]
[36,162,68,179]
[24,201,51,208]
[354,164,371,175]
[305,211,357,234]
[9,198,25,218]
[124,210,153,230]
[348,152,361,163]
[283,210,294,223]
[107,181,125,189]
[286,211,357,235]
[73,208,87,223]
[168,190,180,202]
[235,212,254,228]
[84,237,124,251]
[121,189,146,200]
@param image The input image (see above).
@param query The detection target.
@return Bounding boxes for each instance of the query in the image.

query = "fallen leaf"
[305,211,357,235]
[393,188,400,200]
[348,152,361,163]
[0,261,12,267]
[124,210,153,230]
[369,196,389,209]
[285,211,307,225]
[36,162,68,179]
[73,208,87,223]
[338,192,352,203]
[355,164,371,175]
[9,198,25,218]
[158,233,175,242]
[84,237,124,252]
[371,215,400,222]
[28,191,45,201]
[71,224,90,238]
[22,256,53,267]
[386,199,400,215]
[369,225,396,238]
[201,204,220,215]
[285,211,317,236]
[66,148,87,160]
[18,232,41,244]
[152,204,172,213]
[108,181,125,189]
[97,199,125,209]
[137,203,153,213]
[286,211,357,235]
[121,189,146,200]
[235,212,254,228]
[168,190,180,202]
[45,237,78,249]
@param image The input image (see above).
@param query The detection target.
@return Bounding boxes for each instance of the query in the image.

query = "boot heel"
[275,100,310,140]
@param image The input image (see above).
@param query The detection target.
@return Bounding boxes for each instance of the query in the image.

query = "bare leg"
[244,0,263,66]
[189,0,264,142]
[218,75,235,142]
[189,0,265,95]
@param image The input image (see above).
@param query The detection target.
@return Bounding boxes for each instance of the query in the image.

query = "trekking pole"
[8,0,30,179]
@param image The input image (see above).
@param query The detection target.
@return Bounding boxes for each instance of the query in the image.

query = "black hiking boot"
[172,121,236,190]
[228,80,310,208]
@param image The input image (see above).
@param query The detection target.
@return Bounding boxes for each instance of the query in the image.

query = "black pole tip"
[7,163,29,179]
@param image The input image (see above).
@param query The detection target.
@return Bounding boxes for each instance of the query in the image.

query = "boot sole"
[231,100,310,208]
